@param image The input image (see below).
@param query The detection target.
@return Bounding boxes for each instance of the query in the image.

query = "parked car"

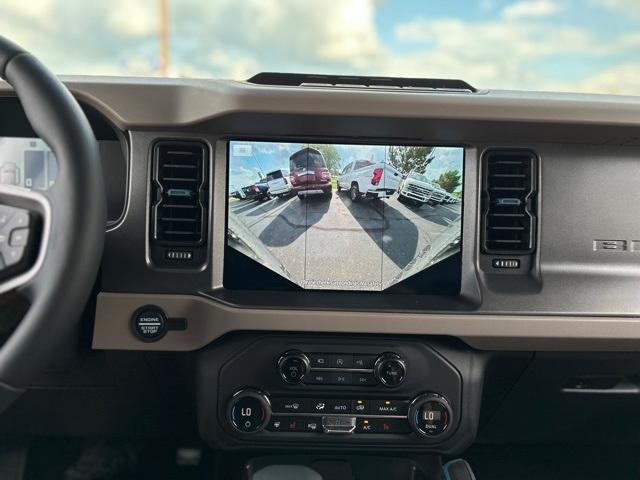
[265,168,292,197]
[337,158,402,202]
[289,147,332,199]
[242,178,270,201]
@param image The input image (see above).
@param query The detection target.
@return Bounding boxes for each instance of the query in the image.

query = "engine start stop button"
[131,305,167,342]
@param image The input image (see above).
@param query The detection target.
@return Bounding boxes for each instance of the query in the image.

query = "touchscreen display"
[226,141,463,292]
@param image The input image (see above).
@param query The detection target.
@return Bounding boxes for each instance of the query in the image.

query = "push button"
[353,354,377,369]
[356,418,411,434]
[327,399,352,414]
[322,416,356,434]
[328,372,352,385]
[304,371,331,385]
[9,228,29,247]
[268,417,285,432]
[0,206,30,274]
[370,400,409,416]
[270,398,309,414]
[331,354,353,369]
[2,245,24,267]
[308,353,331,368]
[303,418,321,432]
[352,399,369,414]
[282,417,305,432]
[0,207,14,228]
[309,399,330,414]
[131,305,167,341]
[352,372,377,386]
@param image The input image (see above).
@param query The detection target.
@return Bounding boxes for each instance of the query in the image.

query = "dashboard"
[2,74,640,455]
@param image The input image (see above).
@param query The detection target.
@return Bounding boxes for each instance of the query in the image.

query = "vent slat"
[489,226,526,231]
[482,151,536,254]
[162,204,197,209]
[162,164,198,169]
[161,177,199,182]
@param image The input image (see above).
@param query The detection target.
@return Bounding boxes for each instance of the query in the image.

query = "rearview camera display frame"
[223,139,464,295]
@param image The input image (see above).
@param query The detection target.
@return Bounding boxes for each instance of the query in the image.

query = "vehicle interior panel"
[0,15,639,478]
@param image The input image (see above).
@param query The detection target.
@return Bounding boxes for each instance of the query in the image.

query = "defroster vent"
[482,150,537,254]
[151,141,208,245]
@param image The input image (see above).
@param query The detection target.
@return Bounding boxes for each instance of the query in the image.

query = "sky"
[228,141,463,190]
[2,0,639,95]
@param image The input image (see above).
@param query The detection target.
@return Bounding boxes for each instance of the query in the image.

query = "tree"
[310,144,341,174]
[435,169,462,193]
[387,146,434,175]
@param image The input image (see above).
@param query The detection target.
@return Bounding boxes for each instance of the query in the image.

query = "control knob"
[277,350,310,384]
[227,389,271,433]
[374,352,406,387]
[408,393,453,438]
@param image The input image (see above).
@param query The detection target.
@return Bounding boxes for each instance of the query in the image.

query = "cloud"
[395,18,593,59]
[4,0,55,25]
[107,0,158,38]
[168,0,384,74]
[393,17,599,89]
[565,62,640,95]
[590,0,640,17]
[502,0,562,20]
[0,0,385,78]
[0,0,639,97]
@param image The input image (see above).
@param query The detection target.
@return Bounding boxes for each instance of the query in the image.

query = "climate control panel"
[198,334,477,453]
[228,389,452,438]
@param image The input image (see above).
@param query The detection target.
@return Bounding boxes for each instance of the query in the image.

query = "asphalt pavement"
[228,191,462,291]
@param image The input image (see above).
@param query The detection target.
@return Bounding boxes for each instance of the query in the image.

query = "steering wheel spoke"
[0,185,50,297]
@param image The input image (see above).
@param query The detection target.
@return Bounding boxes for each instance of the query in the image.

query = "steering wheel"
[0,36,105,405]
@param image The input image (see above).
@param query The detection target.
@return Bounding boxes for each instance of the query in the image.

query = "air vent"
[482,150,537,254]
[151,141,207,245]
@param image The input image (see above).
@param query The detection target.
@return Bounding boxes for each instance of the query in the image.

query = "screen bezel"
[221,138,466,297]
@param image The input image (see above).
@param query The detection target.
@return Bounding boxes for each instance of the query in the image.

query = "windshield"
[3,0,639,96]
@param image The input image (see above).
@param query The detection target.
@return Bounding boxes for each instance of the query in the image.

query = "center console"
[197,333,483,454]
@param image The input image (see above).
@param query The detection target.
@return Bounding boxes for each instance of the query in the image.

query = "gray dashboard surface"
[3,77,640,351]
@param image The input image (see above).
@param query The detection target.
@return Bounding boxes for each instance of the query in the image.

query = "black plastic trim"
[247,72,476,93]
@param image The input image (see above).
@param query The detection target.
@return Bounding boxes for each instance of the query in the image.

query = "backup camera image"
[226,141,463,292]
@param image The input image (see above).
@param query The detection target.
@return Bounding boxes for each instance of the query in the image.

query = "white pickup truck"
[337,159,402,201]
[398,171,446,205]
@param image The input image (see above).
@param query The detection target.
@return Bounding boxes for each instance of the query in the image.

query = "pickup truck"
[337,159,402,201]
[398,171,446,205]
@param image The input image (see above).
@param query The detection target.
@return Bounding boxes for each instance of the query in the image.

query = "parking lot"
[229,191,462,290]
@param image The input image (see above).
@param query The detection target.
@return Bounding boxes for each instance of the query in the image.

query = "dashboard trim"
[93,292,640,352]
[3,78,640,132]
